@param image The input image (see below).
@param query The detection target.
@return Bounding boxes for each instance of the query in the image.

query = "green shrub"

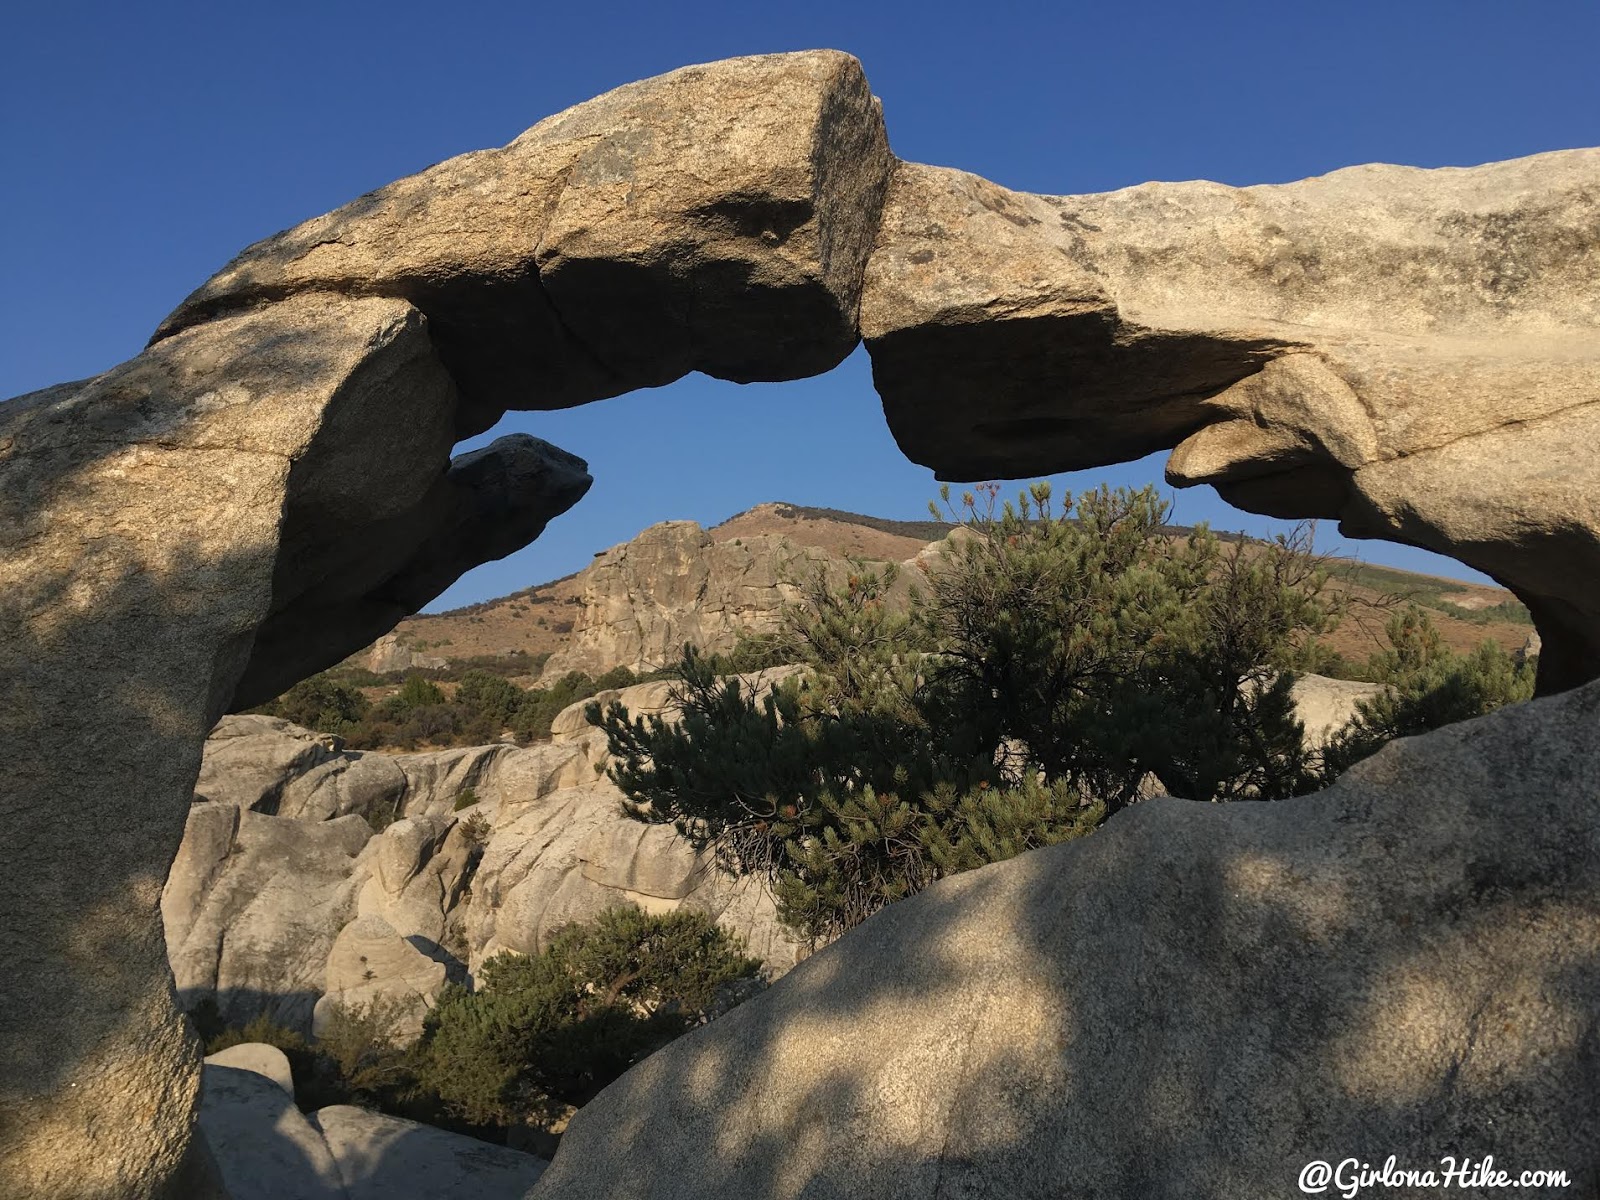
[313,995,417,1101]
[511,671,610,742]
[455,671,524,730]
[1320,608,1536,780]
[194,998,420,1114]
[393,675,447,711]
[414,907,761,1126]
[919,482,1335,808]
[453,786,480,811]
[250,672,370,732]
[458,811,491,847]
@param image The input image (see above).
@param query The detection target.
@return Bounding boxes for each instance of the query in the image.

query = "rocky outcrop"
[541,522,841,679]
[1,58,891,1188]
[162,695,805,1044]
[312,1105,547,1199]
[367,633,448,675]
[0,293,587,1200]
[539,520,923,681]
[196,1062,347,1200]
[1286,674,1384,744]
[532,679,1600,1200]
[204,1042,296,1097]
[313,914,449,1043]
[861,152,1600,692]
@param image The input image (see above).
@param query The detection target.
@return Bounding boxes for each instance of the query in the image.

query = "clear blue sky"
[5,1,1596,609]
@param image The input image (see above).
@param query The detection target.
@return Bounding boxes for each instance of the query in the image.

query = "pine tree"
[1320,607,1536,779]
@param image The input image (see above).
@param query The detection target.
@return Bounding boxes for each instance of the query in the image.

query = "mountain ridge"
[362,502,1532,682]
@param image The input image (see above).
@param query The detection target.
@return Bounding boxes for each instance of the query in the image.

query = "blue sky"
[5,1,1596,608]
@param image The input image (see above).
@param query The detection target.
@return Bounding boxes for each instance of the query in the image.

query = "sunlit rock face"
[533,681,1600,1200]
[152,51,894,439]
[862,150,1600,693]
[537,520,911,682]
[161,707,805,1047]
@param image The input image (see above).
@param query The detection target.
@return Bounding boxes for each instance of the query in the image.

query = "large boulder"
[195,1064,348,1200]
[166,807,373,1031]
[1288,673,1385,745]
[312,1105,547,1200]
[195,714,343,812]
[861,151,1600,692]
[203,1042,296,1098]
[312,914,449,1043]
[465,779,804,976]
[192,1046,549,1200]
[531,682,1600,1200]
[151,51,892,438]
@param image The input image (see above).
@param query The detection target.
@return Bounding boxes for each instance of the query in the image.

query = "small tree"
[256,673,371,732]
[594,483,1341,943]
[920,482,1335,810]
[454,670,524,731]
[1320,608,1536,780]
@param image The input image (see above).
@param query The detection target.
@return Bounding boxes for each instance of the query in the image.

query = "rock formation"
[860,151,1600,692]
[150,53,892,440]
[0,51,884,1198]
[162,696,805,1046]
[532,679,1600,1200]
[366,633,449,675]
[0,293,583,1200]
[538,519,912,680]
[1,44,1595,1200]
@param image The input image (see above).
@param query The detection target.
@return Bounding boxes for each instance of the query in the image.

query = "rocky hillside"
[358,502,1534,685]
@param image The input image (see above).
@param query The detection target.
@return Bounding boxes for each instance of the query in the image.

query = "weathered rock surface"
[1286,673,1385,744]
[152,51,892,437]
[861,151,1600,691]
[166,806,372,1031]
[204,1042,296,1098]
[195,714,343,812]
[539,519,912,680]
[190,1048,549,1200]
[367,631,449,674]
[313,914,448,1042]
[532,681,1600,1200]
[196,1064,348,1200]
[5,45,1596,1200]
[313,1105,548,1199]
[0,293,581,1200]
[162,704,805,1042]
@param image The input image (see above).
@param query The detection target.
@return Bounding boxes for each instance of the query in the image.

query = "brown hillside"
[359,503,1535,679]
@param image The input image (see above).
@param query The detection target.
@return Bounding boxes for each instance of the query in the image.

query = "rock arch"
[0,50,1595,1199]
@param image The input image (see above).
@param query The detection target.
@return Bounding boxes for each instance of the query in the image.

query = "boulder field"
[0,48,1595,1200]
